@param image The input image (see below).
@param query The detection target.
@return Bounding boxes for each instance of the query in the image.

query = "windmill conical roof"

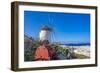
[41,25,52,31]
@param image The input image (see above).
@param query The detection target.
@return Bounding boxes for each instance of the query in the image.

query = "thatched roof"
[41,25,52,31]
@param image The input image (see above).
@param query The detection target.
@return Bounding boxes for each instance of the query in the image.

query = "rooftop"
[41,25,52,31]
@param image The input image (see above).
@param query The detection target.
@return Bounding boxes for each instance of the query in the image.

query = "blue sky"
[24,11,90,43]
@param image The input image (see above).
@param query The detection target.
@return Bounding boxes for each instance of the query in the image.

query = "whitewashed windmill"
[39,13,56,44]
[39,25,53,43]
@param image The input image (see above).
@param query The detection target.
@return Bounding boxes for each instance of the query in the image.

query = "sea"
[61,43,90,46]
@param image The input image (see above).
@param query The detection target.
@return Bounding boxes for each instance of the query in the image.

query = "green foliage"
[24,41,40,61]
[24,50,34,61]
[52,44,69,57]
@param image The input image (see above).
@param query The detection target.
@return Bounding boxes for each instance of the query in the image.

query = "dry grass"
[75,53,90,59]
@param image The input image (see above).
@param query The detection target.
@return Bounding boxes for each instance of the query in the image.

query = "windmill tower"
[39,25,52,43]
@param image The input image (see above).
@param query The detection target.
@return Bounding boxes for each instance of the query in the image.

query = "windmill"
[39,25,52,42]
[39,13,55,43]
